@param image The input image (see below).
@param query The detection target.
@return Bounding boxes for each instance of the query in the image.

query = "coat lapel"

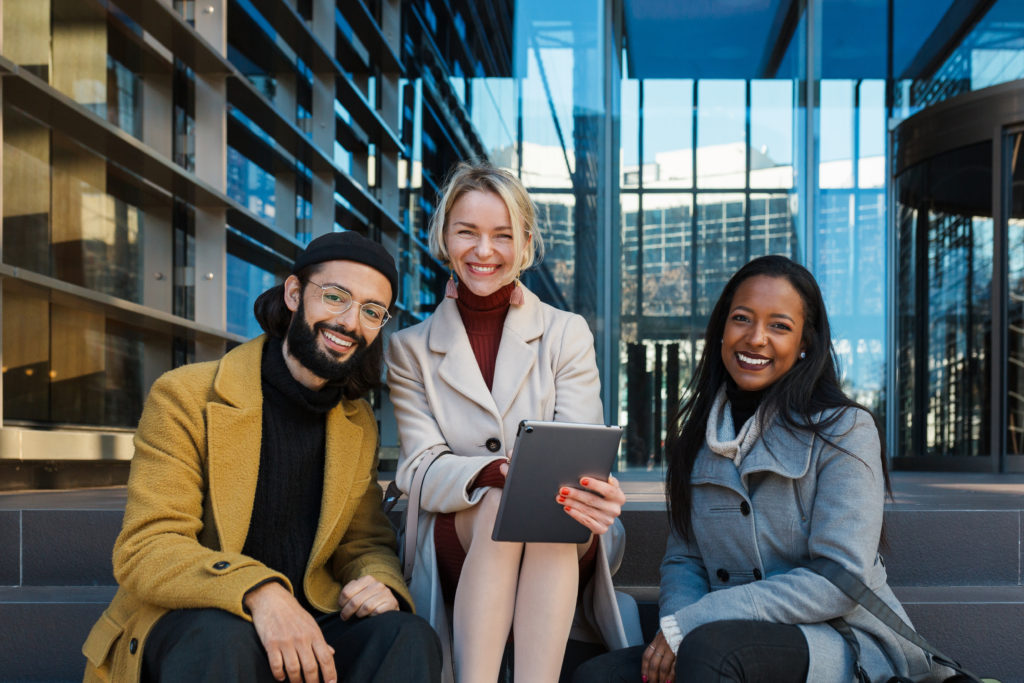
[311,401,365,562]
[430,298,498,413]
[206,338,265,552]
[691,444,746,494]
[491,290,544,418]
[738,421,814,480]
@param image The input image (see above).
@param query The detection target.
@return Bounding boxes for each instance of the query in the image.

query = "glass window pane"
[3,282,153,428]
[696,192,746,314]
[3,108,144,304]
[621,79,639,189]
[533,193,576,306]
[895,141,993,458]
[227,146,276,221]
[749,193,797,259]
[644,80,693,188]
[3,106,51,275]
[519,45,574,189]
[1008,131,1024,454]
[641,194,692,317]
[621,191,639,318]
[697,80,745,188]
[750,80,793,189]
[820,80,855,189]
[227,254,278,339]
[399,241,445,320]
[858,80,886,189]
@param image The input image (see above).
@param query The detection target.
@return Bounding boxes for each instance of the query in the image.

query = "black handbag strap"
[806,557,982,683]
[827,617,872,683]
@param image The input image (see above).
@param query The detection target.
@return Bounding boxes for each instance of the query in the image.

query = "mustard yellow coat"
[82,336,411,682]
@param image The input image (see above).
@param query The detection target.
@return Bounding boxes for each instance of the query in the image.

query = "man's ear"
[283,275,302,313]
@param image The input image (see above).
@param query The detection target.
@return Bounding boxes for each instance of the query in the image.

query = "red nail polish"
[560,487,569,496]
[581,478,590,486]
[564,505,572,512]
[557,496,565,503]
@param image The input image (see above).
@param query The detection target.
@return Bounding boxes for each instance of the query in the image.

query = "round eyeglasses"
[307,281,392,329]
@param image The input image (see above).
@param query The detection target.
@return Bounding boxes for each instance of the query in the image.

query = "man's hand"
[337,575,399,620]
[244,582,337,683]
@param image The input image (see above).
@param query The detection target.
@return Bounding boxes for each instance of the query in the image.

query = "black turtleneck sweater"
[242,336,342,612]
[725,380,764,432]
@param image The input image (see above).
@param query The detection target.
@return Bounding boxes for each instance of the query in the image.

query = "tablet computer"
[491,420,622,544]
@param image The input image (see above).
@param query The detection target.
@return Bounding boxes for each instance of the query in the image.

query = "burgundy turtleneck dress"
[433,281,597,605]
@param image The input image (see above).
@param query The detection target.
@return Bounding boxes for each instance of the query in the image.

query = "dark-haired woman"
[574,255,951,683]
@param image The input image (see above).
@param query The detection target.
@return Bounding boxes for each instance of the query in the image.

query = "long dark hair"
[665,255,890,540]
[252,265,384,400]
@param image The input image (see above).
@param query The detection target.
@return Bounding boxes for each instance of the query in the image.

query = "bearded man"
[82,232,441,683]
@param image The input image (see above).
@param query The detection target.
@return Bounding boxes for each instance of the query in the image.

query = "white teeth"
[737,353,770,366]
[323,330,353,347]
[469,265,498,273]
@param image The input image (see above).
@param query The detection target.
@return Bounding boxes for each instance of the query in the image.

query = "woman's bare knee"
[455,488,504,549]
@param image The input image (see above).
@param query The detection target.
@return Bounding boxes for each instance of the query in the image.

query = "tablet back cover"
[491,421,622,543]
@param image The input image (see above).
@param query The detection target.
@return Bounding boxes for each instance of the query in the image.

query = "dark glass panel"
[3,282,152,429]
[1007,132,1024,453]
[896,141,993,458]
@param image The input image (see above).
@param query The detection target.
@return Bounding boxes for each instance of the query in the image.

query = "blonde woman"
[386,162,640,682]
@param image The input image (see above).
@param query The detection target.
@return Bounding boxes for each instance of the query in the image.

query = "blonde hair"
[427,161,545,277]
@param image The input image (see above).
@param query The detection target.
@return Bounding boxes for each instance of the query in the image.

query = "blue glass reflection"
[226,252,277,340]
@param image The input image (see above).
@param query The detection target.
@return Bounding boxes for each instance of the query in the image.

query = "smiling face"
[444,189,525,297]
[721,274,806,392]
[283,260,391,386]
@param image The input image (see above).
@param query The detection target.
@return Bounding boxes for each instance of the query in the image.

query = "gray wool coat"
[659,397,951,682]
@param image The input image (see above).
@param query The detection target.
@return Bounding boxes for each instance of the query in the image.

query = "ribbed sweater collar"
[455,281,514,334]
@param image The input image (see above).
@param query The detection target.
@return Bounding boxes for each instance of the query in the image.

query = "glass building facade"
[0,0,1022,485]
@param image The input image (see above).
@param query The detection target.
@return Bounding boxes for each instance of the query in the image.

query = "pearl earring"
[800,351,806,359]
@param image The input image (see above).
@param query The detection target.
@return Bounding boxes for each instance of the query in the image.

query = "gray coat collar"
[693,403,815,491]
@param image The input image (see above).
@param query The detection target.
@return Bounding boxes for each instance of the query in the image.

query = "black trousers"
[571,620,809,683]
[141,607,441,683]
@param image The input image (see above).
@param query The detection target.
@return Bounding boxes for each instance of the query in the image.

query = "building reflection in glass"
[895,141,993,460]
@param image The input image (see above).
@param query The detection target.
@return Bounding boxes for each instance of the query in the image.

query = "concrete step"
[0,586,116,682]
[5,477,1018,590]
[1,474,1022,681]
[620,585,1024,683]
[616,507,1024,588]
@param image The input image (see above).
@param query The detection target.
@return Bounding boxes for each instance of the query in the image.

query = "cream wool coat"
[81,336,411,682]
[386,286,642,681]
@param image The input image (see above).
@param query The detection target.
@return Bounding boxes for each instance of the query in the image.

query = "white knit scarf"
[705,384,763,467]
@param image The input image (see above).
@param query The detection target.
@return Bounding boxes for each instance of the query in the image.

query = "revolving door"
[893,79,1024,471]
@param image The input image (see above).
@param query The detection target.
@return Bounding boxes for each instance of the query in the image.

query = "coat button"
[753,568,763,580]
[740,501,751,516]
[213,561,230,570]
[485,438,501,453]
[716,568,730,583]
[128,638,138,654]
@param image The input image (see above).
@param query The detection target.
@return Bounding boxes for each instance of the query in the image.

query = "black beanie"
[291,232,399,306]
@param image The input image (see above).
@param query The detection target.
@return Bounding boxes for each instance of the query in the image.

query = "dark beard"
[285,297,369,384]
